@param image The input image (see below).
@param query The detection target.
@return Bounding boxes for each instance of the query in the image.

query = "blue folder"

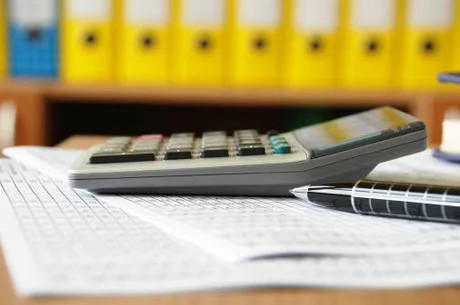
[8,0,58,78]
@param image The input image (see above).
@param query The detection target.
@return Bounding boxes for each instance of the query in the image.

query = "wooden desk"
[1,135,459,305]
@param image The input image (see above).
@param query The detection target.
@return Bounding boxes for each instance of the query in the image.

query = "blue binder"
[8,0,58,78]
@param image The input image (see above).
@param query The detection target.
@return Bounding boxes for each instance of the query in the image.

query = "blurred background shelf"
[0,80,457,147]
[0,79,455,105]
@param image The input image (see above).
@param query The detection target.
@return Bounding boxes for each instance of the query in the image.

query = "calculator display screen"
[293,107,425,158]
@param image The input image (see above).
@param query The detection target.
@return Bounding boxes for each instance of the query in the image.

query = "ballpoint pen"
[291,180,460,223]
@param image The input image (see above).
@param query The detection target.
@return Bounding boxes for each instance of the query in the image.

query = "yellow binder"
[339,0,398,88]
[0,0,6,78]
[62,0,114,82]
[284,0,340,87]
[116,0,171,84]
[399,0,454,88]
[449,0,460,73]
[229,0,282,86]
[173,0,226,85]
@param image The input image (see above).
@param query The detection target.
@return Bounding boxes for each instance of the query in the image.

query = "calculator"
[69,106,427,196]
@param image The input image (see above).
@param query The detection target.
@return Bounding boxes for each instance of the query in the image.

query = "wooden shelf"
[2,79,459,104]
[0,79,459,146]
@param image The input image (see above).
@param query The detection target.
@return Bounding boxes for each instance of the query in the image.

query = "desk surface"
[1,135,460,305]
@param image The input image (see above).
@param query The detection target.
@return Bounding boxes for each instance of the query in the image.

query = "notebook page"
[106,194,460,261]
[3,159,460,293]
[7,147,460,262]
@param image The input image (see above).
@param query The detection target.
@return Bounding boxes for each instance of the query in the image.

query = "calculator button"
[167,144,194,150]
[237,145,266,156]
[169,133,194,140]
[203,131,226,137]
[201,148,229,158]
[272,143,291,154]
[130,147,159,154]
[269,135,287,144]
[235,129,258,136]
[137,134,163,141]
[98,147,125,153]
[237,140,262,147]
[90,151,155,164]
[132,143,161,151]
[165,149,192,160]
[202,143,227,149]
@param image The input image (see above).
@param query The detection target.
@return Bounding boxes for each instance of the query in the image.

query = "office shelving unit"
[0,79,457,146]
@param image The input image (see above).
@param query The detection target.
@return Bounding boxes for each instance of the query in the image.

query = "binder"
[229,0,282,86]
[116,0,171,84]
[0,0,6,78]
[339,0,398,88]
[62,0,114,82]
[173,0,226,85]
[284,0,340,87]
[8,0,58,78]
[450,0,460,73]
[399,0,455,88]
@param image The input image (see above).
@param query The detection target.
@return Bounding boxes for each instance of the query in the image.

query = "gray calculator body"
[69,107,427,195]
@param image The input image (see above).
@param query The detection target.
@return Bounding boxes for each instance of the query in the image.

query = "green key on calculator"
[69,107,427,196]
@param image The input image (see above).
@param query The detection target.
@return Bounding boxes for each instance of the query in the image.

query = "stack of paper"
[1,146,460,295]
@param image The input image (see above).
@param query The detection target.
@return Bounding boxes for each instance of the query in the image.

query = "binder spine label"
[352,0,396,29]
[11,0,56,27]
[183,0,224,26]
[68,0,111,20]
[238,0,280,26]
[408,0,453,28]
[125,0,169,25]
[295,0,339,32]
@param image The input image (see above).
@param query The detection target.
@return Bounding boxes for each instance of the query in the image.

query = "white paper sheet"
[3,146,82,180]
[367,149,460,186]
[6,147,460,262]
[3,159,460,295]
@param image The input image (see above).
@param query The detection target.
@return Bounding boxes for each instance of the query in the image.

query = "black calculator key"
[201,148,229,158]
[165,149,192,160]
[237,145,266,156]
[90,151,155,164]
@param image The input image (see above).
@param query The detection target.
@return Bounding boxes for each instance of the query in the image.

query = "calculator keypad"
[89,130,294,164]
